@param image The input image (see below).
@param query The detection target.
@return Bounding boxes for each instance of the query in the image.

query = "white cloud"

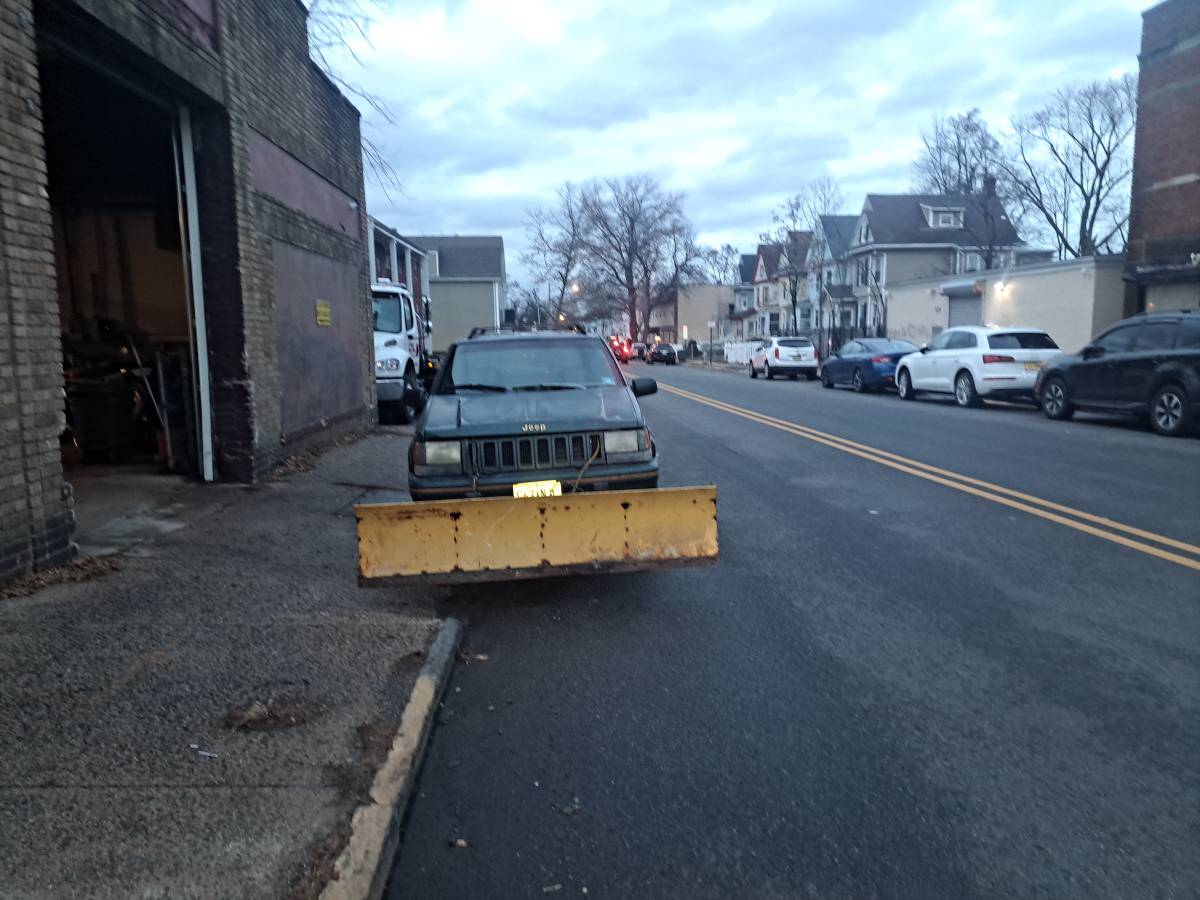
[330,0,1146,284]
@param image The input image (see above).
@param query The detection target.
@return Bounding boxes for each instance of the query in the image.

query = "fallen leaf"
[450,838,469,849]
[542,885,562,894]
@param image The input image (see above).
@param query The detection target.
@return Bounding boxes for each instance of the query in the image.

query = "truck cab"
[372,282,426,423]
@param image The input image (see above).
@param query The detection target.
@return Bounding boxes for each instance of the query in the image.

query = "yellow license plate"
[513,480,563,498]
[1025,361,1042,372]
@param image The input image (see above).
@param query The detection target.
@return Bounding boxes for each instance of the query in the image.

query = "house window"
[962,252,982,273]
[858,223,871,243]
[768,313,780,335]
[938,212,956,228]
[855,258,869,287]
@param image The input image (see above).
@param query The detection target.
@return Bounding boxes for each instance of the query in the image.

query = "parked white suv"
[749,336,819,380]
[895,326,1061,406]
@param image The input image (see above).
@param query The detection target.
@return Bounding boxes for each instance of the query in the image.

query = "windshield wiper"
[510,383,585,391]
[448,383,508,393]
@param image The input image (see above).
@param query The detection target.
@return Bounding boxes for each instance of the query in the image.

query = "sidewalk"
[0,430,443,899]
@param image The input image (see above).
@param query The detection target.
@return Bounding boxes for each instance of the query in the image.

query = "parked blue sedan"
[820,338,918,392]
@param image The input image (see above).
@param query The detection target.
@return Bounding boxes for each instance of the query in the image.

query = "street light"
[558,313,566,322]
[570,282,581,295]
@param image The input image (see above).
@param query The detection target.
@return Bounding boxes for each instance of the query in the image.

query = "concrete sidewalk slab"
[0,429,448,900]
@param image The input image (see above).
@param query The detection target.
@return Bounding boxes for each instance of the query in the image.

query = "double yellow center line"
[659,382,1200,572]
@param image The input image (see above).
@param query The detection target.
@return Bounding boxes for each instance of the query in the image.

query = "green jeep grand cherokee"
[408,331,660,500]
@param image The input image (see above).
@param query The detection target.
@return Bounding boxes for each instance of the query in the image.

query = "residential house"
[407,236,506,353]
[727,254,758,339]
[807,214,859,354]
[845,190,1023,339]
[746,232,812,337]
[649,284,735,345]
[1125,0,1200,313]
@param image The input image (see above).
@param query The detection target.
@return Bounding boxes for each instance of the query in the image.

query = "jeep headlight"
[419,441,461,466]
[603,429,651,463]
[603,430,640,454]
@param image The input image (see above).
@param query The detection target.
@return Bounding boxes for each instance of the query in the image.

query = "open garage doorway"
[40,48,211,552]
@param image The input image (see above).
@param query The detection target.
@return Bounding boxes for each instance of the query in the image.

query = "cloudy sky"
[333,0,1147,283]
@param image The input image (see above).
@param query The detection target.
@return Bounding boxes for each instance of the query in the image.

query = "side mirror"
[425,321,433,334]
[919,345,930,354]
[631,377,657,397]
[1081,344,1104,360]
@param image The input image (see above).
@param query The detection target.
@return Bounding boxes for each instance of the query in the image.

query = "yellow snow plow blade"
[356,486,717,584]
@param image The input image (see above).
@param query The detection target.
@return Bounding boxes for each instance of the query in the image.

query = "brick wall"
[0,0,75,578]
[215,0,373,475]
[1127,0,1200,266]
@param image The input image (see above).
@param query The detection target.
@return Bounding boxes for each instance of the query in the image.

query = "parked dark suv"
[409,331,660,499]
[1035,310,1200,436]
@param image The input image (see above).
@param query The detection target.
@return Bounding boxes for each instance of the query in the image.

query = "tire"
[1040,376,1074,421]
[851,368,866,393]
[749,362,756,378]
[896,368,915,401]
[395,368,422,424]
[820,368,833,388]
[765,364,774,380]
[954,370,980,408]
[1150,383,1191,436]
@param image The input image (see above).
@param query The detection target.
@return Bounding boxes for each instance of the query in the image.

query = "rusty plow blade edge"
[356,486,718,584]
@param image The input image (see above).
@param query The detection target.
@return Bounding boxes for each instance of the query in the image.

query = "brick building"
[1125,0,1200,311]
[0,0,374,581]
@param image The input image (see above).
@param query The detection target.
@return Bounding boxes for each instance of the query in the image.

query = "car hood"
[420,385,642,438]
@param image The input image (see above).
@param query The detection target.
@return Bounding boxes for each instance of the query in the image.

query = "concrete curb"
[320,617,464,900]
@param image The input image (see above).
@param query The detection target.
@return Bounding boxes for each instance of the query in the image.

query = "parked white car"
[749,336,819,380]
[895,326,1061,406]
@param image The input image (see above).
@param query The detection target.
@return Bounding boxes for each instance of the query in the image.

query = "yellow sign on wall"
[315,300,332,327]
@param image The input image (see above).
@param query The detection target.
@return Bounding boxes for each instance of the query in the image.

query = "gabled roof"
[782,230,812,271]
[859,194,1021,248]
[755,243,782,281]
[407,235,506,279]
[818,215,859,259]
[738,253,757,285]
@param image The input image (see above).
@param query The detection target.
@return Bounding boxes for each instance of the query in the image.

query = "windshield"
[439,338,623,393]
[372,294,401,334]
[988,332,1058,350]
[778,339,812,348]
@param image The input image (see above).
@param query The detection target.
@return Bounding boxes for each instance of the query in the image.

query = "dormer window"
[938,212,956,228]
[858,223,871,244]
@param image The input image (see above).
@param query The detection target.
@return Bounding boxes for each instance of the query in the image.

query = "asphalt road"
[387,362,1200,900]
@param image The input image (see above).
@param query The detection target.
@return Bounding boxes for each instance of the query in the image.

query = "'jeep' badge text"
[521,423,548,433]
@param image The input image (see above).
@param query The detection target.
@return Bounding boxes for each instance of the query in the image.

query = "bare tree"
[912,109,1030,268]
[764,176,843,334]
[521,182,586,320]
[580,176,703,341]
[1001,76,1137,258]
[913,109,1002,195]
[698,243,741,285]
[305,0,403,197]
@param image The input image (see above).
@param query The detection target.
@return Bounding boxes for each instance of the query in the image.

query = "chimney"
[983,174,997,198]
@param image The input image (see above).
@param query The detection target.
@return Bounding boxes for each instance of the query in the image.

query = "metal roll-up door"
[948,295,983,327]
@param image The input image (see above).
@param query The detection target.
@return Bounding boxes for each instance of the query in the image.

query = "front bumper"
[377,377,408,402]
[410,458,660,500]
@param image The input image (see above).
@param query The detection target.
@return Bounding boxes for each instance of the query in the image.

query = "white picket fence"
[723,341,759,365]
